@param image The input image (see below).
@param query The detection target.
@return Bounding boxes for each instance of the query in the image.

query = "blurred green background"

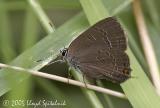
[0,0,160,108]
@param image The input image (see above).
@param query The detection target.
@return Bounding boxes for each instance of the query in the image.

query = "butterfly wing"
[67,17,126,56]
[66,17,131,83]
[77,49,131,83]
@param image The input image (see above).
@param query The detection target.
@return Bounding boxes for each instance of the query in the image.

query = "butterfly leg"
[82,74,88,88]
[67,67,72,84]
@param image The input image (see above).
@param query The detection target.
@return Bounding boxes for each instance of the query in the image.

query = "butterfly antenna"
[35,49,55,63]
[35,53,52,63]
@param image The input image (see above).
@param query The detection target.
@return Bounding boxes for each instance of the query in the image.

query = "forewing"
[67,17,127,57]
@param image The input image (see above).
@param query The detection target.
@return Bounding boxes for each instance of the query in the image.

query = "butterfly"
[60,17,131,83]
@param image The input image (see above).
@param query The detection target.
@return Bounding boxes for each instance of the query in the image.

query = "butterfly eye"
[62,51,65,56]
[61,48,68,56]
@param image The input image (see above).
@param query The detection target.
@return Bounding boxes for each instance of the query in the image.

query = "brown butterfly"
[61,17,131,83]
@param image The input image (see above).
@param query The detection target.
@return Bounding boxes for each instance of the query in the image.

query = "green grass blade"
[21,7,39,51]
[28,0,55,33]
[103,0,132,15]
[79,0,109,24]
[143,0,160,32]
[0,1,16,62]
[0,12,87,97]
[79,0,133,107]
[0,12,104,107]
[29,0,103,106]
[2,0,81,11]
[79,0,160,108]
[5,6,40,108]
[146,21,160,65]
[35,78,73,108]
